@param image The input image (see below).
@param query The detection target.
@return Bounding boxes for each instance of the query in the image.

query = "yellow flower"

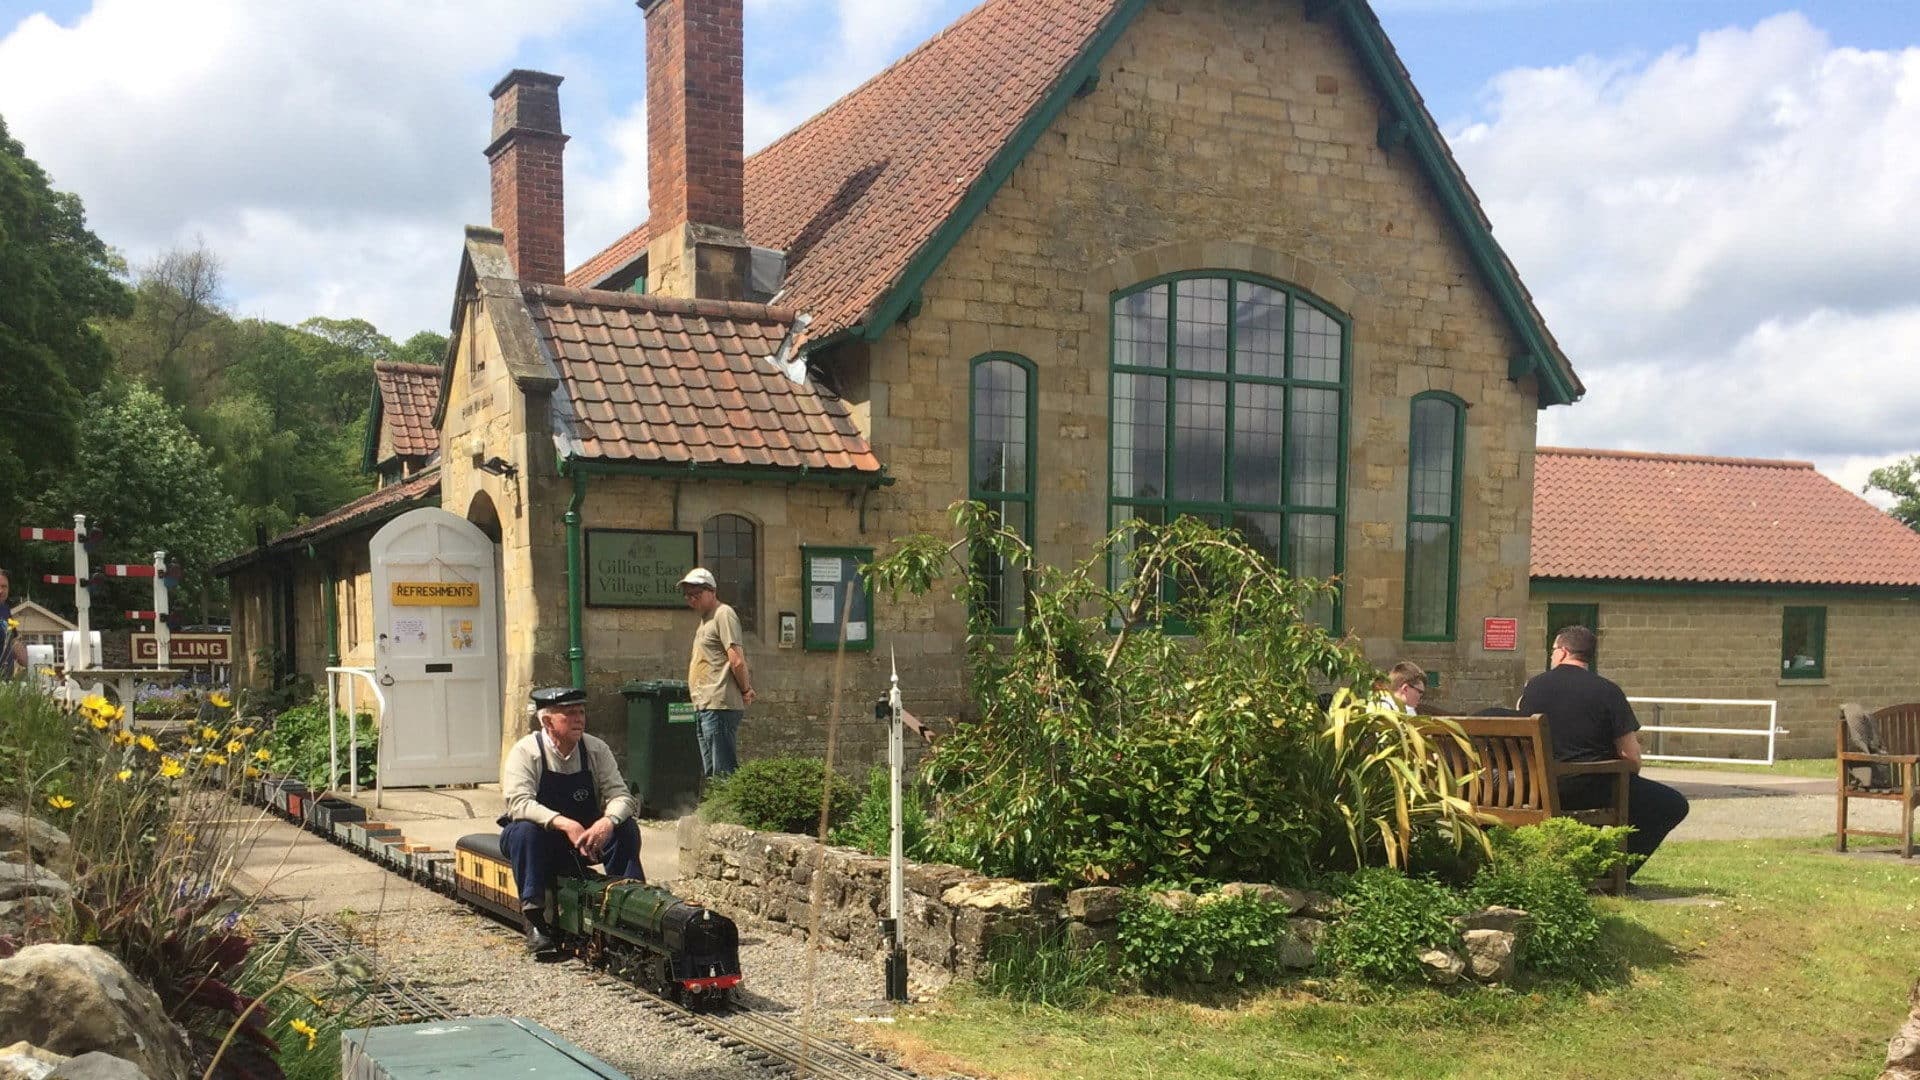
[5,617,16,631]
[46,794,74,810]
[111,730,133,747]
[238,725,256,737]
[206,752,228,766]
[252,748,272,762]
[210,691,232,709]
[159,757,185,779]
[245,766,262,779]
[226,740,244,754]
[116,769,133,782]
[289,1018,318,1052]
[199,725,219,743]
[136,734,159,753]
[88,714,109,731]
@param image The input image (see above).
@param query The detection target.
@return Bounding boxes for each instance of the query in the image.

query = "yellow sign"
[390,581,480,607]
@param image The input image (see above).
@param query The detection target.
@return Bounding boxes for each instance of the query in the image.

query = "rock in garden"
[1880,978,1920,1079]
[0,896,70,935]
[1277,918,1325,970]
[1218,883,1308,913]
[1066,886,1125,924]
[1297,889,1343,920]
[46,1054,150,1080]
[0,1041,69,1080]
[1457,906,1530,935]
[1146,888,1197,911]
[0,944,192,1080]
[941,879,1059,913]
[0,811,72,874]
[1462,929,1517,984]
[1419,947,1466,986]
[0,864,71,903]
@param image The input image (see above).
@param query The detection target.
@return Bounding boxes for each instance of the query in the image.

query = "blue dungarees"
[499,734,644,908]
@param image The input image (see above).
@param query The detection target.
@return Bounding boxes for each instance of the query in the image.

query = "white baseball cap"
[679,567,717,589]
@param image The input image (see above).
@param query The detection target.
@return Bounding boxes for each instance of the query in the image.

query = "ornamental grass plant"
[0,680,370,1079]
[866,503,1485,888]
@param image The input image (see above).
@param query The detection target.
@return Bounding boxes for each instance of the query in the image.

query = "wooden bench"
[1836,703,1920,857]
[1426,713,1634,894]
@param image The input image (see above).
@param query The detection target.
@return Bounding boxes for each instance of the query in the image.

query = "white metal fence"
[1628,696,1782,766]
[325,666,388,806]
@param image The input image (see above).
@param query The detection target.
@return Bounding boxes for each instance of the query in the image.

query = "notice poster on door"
[448,619,475,652]
[391,616,428,643]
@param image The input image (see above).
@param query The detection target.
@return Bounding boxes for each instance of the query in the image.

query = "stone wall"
[1526,590,1920,759]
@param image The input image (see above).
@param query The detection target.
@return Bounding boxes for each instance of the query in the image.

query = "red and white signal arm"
[1481,617,1520,652]
[133,633,231,666]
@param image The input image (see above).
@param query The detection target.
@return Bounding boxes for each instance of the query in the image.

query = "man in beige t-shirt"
[681,567,754,777]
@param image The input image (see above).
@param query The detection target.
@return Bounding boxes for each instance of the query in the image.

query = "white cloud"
[1457,13,1920,486]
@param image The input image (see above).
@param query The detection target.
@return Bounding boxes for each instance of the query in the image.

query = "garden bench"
[1426,713,1633,894]
[1835,702,1920,857]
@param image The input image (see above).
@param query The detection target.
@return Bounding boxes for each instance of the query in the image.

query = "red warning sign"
[1482,617,1519,652]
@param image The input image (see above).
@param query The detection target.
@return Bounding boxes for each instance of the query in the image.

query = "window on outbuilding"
[701,514,758,633]
[1109,273,1346,627]
[1404,392,1464,641]
[1544,602,1599,671]
[969,354,1035,631]
[1781,606,1825,679]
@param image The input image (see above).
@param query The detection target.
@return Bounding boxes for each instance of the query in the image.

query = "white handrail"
[324,667,386,805]
[1628,696,1781,766]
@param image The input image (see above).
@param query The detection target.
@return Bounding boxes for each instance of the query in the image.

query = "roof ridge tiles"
[523,283,796,325]
[1536,446,1816,470]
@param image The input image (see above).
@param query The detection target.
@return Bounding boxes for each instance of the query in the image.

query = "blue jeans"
[499,818,643,906]
[697,709,742,778]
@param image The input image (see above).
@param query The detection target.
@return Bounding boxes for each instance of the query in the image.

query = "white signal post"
[71,514,91,671]
[884,647,908,1002]
[152,551,170,669]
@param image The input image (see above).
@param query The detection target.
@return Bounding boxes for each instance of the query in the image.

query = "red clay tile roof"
[524,284,881,473]
[373,361,442,460]
[568,0,1117,342]
[212,470,442,575]
[1532,448,1920,587]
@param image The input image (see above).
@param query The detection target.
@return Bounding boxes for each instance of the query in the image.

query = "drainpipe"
[314,547,341,668]
[565,463,587,689]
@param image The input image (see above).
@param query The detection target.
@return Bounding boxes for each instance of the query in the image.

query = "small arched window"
[969,353,1036,630]
[1404,392,1464,640]
[701,513,758,632]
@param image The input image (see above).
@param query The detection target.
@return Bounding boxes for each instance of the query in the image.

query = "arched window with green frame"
[1404,391,1465,640]
[969,352,1036,630]
[1108,271,1348,627]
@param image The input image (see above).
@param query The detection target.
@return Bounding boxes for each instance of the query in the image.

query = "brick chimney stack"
[486,70,569,286]
[641,0,749,300]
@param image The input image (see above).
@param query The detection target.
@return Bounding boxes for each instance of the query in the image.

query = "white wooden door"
[369,508,500,786]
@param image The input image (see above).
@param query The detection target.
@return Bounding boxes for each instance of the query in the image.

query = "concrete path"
[1646,766,1906,844]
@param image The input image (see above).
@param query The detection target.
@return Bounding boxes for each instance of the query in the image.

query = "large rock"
[1462,929,1517,984]
[0,945,191,1080]
[1457,906,1530,935]
[1418,947,1466,986]
[46,1054,149,1080]
[0,896,70,936]
[941,879,1060,913]
[0,864,70,903]
[1218,883,1308,914]
[1881,979,1920,1080]
[1297,889,1344,920]
[0,812,72,875]
[1066,887,1125,924]
[0,1041,69,1080]
[1277,917,1325,970]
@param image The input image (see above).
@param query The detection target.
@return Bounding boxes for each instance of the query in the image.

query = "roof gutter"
[565,457,894,490]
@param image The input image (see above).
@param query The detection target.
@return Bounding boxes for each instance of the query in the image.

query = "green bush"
[702,755,858,835]
[830,766,938,860]
[1486,817,1635,882]
[866,504,1485,886]
[1115,889,1294,992]
[978,928,1114,1008]
[265,696,374,791]
[1471,820,1627,984]
[1320,868,1467,983]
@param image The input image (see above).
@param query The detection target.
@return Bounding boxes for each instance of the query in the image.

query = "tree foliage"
[866,503,1484,887]
[1866,456,1920,532]
[0,113,131,583]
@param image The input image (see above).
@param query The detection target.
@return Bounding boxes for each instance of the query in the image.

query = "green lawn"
[872,839,1917,1080]
[1654,757,1836,779]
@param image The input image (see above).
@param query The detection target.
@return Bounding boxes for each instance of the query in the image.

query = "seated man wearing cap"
[500,686,644,954]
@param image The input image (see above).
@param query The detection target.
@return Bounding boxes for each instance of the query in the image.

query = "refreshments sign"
[389,581,480,607]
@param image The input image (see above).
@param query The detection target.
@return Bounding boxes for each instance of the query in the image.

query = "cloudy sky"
[1,0,1915,497]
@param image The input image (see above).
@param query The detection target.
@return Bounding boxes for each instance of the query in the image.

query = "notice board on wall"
[800,546,874,652]
[585,529,697,608]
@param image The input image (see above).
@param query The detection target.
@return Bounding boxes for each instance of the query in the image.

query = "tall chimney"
[486,70,568,286]
[641,0,748,300]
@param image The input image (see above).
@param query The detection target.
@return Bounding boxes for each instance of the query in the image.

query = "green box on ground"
[619,678,702,818]
[341,1017,624,1079]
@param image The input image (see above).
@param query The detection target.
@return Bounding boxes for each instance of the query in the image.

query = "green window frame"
[1404,391,1465,641]
[1544,602,1599,671]
[701,513,758,633]
[968,353,1036,632]
[1780,606,1826,679]
[800,546,875,653]
[1107,271,1348,628]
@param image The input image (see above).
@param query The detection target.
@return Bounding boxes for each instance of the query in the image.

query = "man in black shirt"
[1519,625,1689,874]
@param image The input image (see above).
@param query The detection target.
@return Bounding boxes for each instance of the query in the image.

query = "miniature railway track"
[249,796,951,1080]
[252,912,458,1026]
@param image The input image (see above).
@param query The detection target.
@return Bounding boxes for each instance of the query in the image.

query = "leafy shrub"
[1115,889,1294,992]
[265,696,374,791]
[702,755,858,835]
[978,928,1114,1008]
[830,766,938,860]
[866,504,1485,886]
[1486,817,1635,883]
[1320,868,1467,983]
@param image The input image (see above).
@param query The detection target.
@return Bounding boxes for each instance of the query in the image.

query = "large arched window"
[969,353,1035,630]
[701,513,758,632]
[1110,272,1347,625]
[1404,392,1464,640]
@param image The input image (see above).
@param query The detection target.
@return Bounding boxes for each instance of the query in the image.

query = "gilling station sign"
[133,633,232,666]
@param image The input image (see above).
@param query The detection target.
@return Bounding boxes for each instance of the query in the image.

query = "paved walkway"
[1646,766,1904,844]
